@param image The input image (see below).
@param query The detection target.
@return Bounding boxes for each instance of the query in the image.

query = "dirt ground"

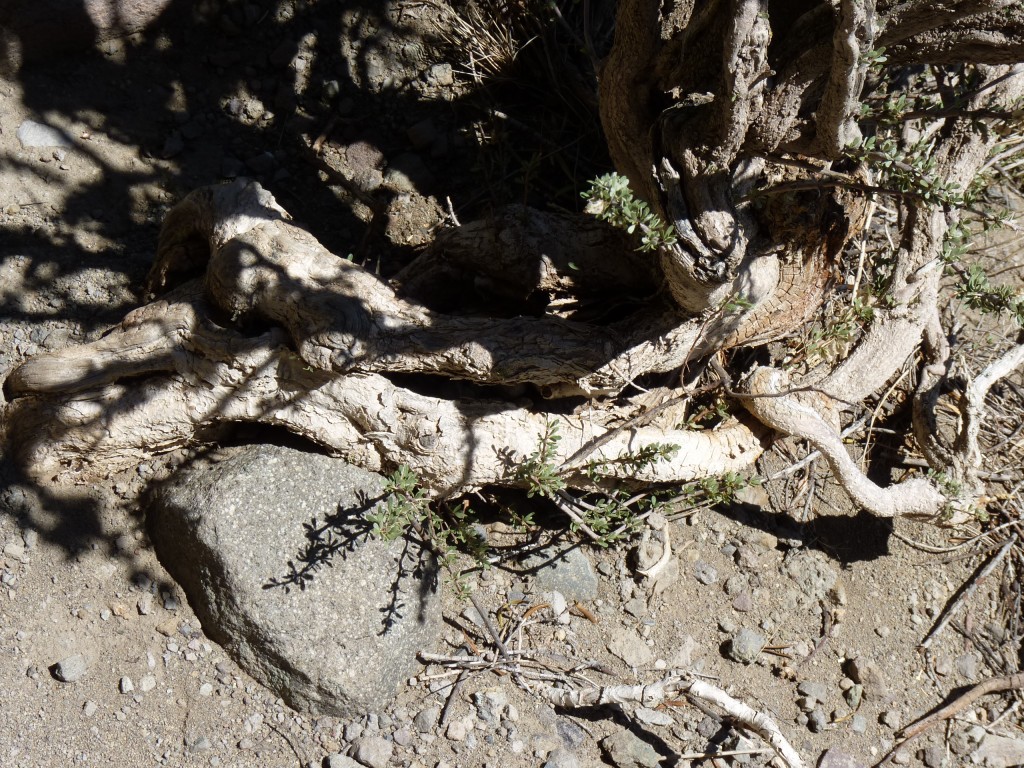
[1,3,1023,768]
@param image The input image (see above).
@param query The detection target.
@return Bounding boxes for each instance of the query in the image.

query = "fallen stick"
[876,671,1024,766]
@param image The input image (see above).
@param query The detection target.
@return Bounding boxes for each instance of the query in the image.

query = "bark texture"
[3,1,1023,525]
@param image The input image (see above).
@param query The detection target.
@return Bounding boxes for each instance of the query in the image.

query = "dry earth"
[1,3,1023,768]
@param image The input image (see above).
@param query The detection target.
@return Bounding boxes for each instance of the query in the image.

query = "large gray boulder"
[147,444,441,717]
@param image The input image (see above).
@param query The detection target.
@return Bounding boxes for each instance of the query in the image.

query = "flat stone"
[726,628,764,664]
[607,627,654,668]
[351,734,393,768]
[819,748,867,768]
[973,734,1024,768]
[147,445,442,717]
[600,729,663,768]
[16,120,72,148]
[52,653,87,682]
[521,544,598,602]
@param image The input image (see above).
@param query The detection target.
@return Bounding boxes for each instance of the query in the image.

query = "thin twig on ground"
[876,672,1024,767]
[919,534,1017,651]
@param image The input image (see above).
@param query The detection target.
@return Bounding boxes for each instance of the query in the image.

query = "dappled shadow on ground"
[0,0,611,559]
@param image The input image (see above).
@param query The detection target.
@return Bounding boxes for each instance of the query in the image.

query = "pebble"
[693,560,718,585]
[732,591,754,612]
[819,748,868,768]
[607,627,654,667]
[634,707,673,726]
[137,594,154,615]
[156,619,179,636]
[880,709,900,729]
[956,653,980,679]
[199,682,213,696]
[797,680,828,705]
[844,684,863,709]
[82,701,97,717]
[119,676,134,694]
[139,674,157,692]
[325,755,361,768]
[352,734,393,768]
[186,735,212,752]
[393,727,413,747]
[53,653,88,682]
[16,120,72,148]
[600,729,662,768]
[850,714,867,734]
[446,716,473,741]
[726,628,764,664]
[847,657,890,699]
[414,706,439,733]
[723,574,746,596]
[542,748,580,768]
[807,708,828,733]
[473,689,508,724]
[920,744,944,768]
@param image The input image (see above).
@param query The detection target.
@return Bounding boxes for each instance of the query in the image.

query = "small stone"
[446,716,473,742]
[920,744,944,768]
[406,118,437,150]
[473,689,508,724]
[139,674,157,692]
[137,594,154,615]
[972,734,1024,767]
[351,734,393,768]
[797,680,828,705]
[392,727,413,747]
[693,560,718,585]
[53,654,88,682]
[16,120,72,148]
[956,653,980,679]
[600,729,663,768]
[723,574,746,596]
[161,132,185,158]
[634,707,673,726]
[413,705,440,733]
[199,682,213,696]
[726,628,764,664]
[623,597,647,619]
[850,714,867,734]
[245,151,277,175]
[542,748,581,768]
[732,591,754,612]
[844,683,863,709]
[324,755,361,768]
[880,709,900,729]
[156,619,178,636]
[875,625,891,639]
[186,735,212,752]
[82,700,98,717]
[807,707,828,733]
[847,657,890,699]
[607,627,655,667]
[891,750,910,766]
[119,676,134,694]
[819,748,868,768]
